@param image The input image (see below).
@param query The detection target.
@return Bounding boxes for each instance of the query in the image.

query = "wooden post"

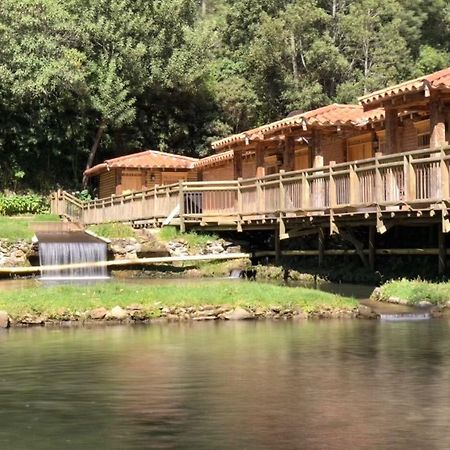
[178,181,185,232]
[237,177,243,215]
[375,152,383,204]
[440,149,449,200]
[283,136,296,172]
[234,149,243,179]
[430,98,447,149]
[329,161,337,209]
[318,227,324,268]
[255,142,265,178]
[385,108,398,154]
[438,223,446,275]
[349,164,359,205]
[301,172,310,209]
[369,225,376,271]
[274,227,281,266]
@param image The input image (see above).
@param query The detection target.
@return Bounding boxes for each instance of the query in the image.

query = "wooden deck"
[52,145,450,237]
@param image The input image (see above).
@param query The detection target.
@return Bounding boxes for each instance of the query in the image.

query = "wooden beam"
[255,142,265,178]
[233,149,243,179]
[283,136,296,172]
[430,98,447,148]
[384,108,398,154]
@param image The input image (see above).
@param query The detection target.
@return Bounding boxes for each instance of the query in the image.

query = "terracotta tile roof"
[84,150,198,177]
[211,133,247,150]
[359,67,450,108]
[194,150,234,168]
[211,104,369,150]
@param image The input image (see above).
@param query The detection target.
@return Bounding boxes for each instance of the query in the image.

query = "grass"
[158,226,219,250]
[0,281,357,317]
[0,214,59,240]
[378,279,450,305]
[87,223,137,239]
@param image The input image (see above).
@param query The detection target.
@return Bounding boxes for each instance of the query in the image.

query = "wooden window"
[295,147,310,170]
[415,119,430,149]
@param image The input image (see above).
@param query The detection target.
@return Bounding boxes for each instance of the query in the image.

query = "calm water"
[1,320,450,449]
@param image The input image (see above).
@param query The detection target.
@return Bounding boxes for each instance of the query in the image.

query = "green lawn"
[378,279,450,305]
[0,281,357,317]
[0,214,60,240]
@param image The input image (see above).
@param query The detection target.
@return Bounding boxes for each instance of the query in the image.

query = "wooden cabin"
[197,67,450,180]
[84,150,198,198]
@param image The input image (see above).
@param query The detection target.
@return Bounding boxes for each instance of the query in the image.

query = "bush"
[0,193,49,215]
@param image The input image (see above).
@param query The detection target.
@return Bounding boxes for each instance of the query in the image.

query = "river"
[0,319,449,449]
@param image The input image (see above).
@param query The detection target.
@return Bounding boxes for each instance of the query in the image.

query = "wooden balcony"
[51,145,450,236]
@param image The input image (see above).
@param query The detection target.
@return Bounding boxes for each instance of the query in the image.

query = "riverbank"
[0,280,368,328]
[373,279,450,307]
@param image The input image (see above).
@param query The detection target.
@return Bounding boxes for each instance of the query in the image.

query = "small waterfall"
[229,269,243,279]
[37,232,108,281]
[380,312,431,322]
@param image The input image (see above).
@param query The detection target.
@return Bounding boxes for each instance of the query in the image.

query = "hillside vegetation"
[0,0,449,191]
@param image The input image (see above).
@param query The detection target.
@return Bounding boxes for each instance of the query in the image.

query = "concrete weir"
[34,223,109,281]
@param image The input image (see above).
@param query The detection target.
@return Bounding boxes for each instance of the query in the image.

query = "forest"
[0,0,449,192]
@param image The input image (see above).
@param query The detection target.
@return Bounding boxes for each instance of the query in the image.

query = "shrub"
[0,193,49,215]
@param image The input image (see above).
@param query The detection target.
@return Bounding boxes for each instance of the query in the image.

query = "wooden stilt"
[438,223,446,276]
[274,227,281,266]
[369,226,376,271]
[318,227,324,268]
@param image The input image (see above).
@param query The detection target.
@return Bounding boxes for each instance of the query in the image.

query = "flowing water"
[1,320,450,449]
[38,232,108,280]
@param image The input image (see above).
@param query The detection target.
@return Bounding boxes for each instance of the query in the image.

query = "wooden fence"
[51,145,450,231]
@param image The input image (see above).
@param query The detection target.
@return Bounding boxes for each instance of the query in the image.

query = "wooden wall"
[97,168,195,198]
[99,170,117,198]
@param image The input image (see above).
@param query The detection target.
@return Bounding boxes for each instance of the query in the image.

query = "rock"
[225,245,241,254]
[89,307,108,320]
[108,306,128,320]
[357,304,378,319]
[369,287,381,301]
[418,300,432,308]
[224,307,255,320]
[0,311,10,328]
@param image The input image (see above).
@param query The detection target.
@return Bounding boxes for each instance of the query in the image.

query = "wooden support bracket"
[376,207,387,234]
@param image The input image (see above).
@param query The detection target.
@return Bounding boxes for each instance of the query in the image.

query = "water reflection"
[0,321,450,449]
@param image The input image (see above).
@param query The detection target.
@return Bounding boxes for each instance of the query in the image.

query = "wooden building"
[84,150,198,198]
[197,67,450,181]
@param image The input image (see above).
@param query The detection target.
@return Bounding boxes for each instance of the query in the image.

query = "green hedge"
[0,193,49,215]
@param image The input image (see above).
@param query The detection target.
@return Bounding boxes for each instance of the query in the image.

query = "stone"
[224,307,255,320]
[0,311,10,328]
[418,300,432,308]
[108,306,128,320]
[357,304,378,319]
[89,307,108,320]
[225,245,241,254]
[369,287,381,301]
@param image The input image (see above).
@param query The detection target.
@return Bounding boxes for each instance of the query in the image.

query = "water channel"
[0,278,447,449]
[0,303,448,448]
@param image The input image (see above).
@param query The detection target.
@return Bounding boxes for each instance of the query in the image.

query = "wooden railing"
[52,145,450,228]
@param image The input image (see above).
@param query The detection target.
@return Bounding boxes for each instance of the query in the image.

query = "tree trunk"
[290,32,298,81]
[201,0,206,17]
[82,121,107,188]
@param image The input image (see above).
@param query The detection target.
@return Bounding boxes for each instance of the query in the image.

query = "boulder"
[224,307,255,320]
[0,311,10,329]
[108,306,128,320]
[89,307,108,320]
[357,304,378,319]
[418,300,432,308]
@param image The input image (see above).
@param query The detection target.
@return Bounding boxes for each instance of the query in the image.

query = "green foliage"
[379,279,450,305]
[0,281,357,317]
[87,223,136,239]
[158,226,218,249]
[0,214,59,240]
[0,193,49,216]
[0,0,449,191]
